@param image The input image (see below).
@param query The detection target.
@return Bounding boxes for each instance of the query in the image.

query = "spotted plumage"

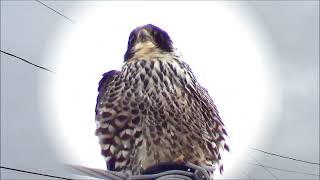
[95,24,229,178]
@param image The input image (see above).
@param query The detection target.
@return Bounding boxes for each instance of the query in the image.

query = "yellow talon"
[174,154,185,163]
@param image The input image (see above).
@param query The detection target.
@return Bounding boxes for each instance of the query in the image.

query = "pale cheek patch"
[131,42,158,59]
[133,42,156,52]
[135,42,152,49]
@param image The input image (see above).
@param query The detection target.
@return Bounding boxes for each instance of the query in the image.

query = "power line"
[34,0,74,23]
[239,169,255,180]
[1,166,73,180]
[0,50,55,73]
[2,2,318,179]
[247,162,320,177]
[248,153,279,180]
[250,147,320,165]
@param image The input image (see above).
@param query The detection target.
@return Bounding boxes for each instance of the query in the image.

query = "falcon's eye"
[154,31,165,47]
[128,34,136,46]
[152,30,161,42]
[152,30,158,37]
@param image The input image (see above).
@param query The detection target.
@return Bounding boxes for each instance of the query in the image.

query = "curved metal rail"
[67,163,215,180]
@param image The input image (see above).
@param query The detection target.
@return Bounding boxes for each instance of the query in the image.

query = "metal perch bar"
[66,162,215,180]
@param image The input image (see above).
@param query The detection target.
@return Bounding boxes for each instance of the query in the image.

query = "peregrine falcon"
[95,24,229,178]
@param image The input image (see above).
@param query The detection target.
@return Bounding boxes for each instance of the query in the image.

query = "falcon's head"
[124,24,174,61]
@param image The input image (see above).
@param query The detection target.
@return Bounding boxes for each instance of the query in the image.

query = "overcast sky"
[1,1,319,180]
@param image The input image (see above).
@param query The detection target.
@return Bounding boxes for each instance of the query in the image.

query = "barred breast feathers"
[96,47,229,174]
[124,49,228,141]
[96,24,228,177]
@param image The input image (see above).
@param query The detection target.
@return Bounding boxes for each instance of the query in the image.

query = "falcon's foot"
[173,154,185,164]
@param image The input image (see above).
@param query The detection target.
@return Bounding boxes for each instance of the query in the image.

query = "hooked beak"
[136,28,152,43]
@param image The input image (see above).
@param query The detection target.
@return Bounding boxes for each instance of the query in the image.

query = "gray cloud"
[1,1,318,179]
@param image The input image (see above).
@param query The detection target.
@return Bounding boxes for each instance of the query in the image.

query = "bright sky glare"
[46,1,278,178]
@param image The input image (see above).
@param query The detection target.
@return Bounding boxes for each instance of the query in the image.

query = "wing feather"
[95,68,145,173]
[177,61,229,169]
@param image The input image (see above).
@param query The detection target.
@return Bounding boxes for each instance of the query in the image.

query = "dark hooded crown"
[124,24,174,61]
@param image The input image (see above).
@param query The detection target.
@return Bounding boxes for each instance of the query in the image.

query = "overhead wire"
[1,50,56,73]
[247,153,279,180]
[239,169,255,180]
[2,1,318,180]
[250,147,320,165]
[0,166,73,180]
[247,162,320,177]
[34,0,74,23]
